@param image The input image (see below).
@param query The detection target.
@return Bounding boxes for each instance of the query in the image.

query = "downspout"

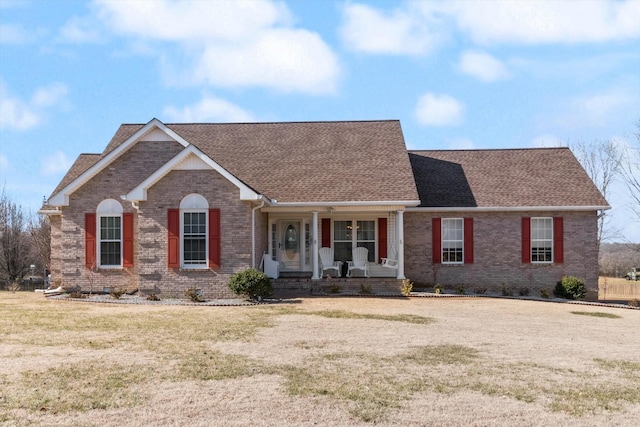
[251,198,265,269]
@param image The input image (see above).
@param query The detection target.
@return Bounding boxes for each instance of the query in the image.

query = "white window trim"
[531,217,553,264]
[180,194,209,269]
[96,199,123,269]
[442,218,464,265]
[332,218,377,262]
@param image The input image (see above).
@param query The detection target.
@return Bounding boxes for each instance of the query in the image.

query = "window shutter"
[209,208,221,268]
[553,217,564,264]
[378,218,387,263]
[432,218,442,264]
[123,213,134,268]
[167,209,179,268]
[85,213,96,269]
[521,217,531,264]
[321,218,331,248]
[464,217,474,264]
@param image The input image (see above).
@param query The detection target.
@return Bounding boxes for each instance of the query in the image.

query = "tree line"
[0,188,50,285]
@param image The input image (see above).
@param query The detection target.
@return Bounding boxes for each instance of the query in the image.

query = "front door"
[280,221,301,270]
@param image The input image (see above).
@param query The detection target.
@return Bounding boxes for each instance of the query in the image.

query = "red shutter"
[209,208,221,268]
[167,209,179,268]
[464,217,474,264]
[522,217,531,264]
[432,218,441,264]
[554,217,564,264]
[378,218,388,263]
[321,218,331,248]
[85,213,96,269]
[123,213,134,268]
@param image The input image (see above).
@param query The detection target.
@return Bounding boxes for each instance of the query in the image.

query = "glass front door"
[280,221,301,270]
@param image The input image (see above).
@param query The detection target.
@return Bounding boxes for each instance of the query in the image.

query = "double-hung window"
[180,194,208,268]
[442,218,463,264]
[531,217,553,263]
[96,199,123,268]
[333,220,376,262]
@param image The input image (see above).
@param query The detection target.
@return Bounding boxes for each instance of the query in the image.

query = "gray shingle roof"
[52,120,420,204]
[409,148,609,208]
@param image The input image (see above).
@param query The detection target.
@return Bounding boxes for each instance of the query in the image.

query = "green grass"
[570,311,621,319]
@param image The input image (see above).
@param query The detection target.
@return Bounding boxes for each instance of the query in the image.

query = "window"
[97,199,123,267]
[432,217,473,264]
[183,212,207,265]
[333,220,376,262]
[531,217,553,263]
[442,218,463,264]
[180,194,208,268]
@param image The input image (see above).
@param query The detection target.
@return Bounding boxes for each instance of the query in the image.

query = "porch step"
[271,276,404,295]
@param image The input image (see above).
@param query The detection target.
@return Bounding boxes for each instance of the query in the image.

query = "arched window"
[180,194,208,267]
[96,199,123,267]
[167,194,220,269]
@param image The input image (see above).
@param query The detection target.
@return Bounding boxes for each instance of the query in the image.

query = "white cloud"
[0,80,68,131]
[32,83,68,107]
[59,16,103,43]
[41,151,73,175]
[0,23,29,44]
[92,0,338,94]
[571,90,635,125]
[194,29,339,94]
[531,134,565,148]
[448,138,475,149]
[0,153,10,173]
[451,0,640,45]
[339,3,444,55]
[163,95,255,123]
[415,93,464,126]
[458,50,510,82]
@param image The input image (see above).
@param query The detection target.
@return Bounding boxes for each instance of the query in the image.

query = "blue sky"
[1,0,639,242]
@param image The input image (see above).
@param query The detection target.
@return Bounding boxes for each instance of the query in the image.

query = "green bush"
[553,276,586,300]
[227,268,272,301]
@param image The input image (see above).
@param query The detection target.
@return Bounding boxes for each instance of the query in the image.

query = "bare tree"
[620,119,640,224]
[570,140,624,246]
[0,189,32,281]
[28,213,51,279]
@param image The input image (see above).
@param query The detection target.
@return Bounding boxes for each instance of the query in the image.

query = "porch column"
[396,210,405,280]
[312,211,320,279]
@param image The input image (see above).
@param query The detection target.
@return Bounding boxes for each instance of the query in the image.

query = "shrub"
[146,293,160,301]
[329,284,341,294]
[360,283,373,295]
[540,288,550,299]
[501,285,513,296]
[433,284,444,294]
[629,298,639,308]
[553,276,586,300]
[519,287,530,296]
[401,279,413,296]
[110,287,125,300]
[227,268,272,301]
[184,286,205,302]
[456,284,466,295]
[473,287,487,294]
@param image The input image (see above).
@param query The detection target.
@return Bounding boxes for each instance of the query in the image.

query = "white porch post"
[312,211,320,279]
[396,210,405,280]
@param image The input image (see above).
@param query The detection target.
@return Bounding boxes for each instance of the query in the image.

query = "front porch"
[260,207,408,281]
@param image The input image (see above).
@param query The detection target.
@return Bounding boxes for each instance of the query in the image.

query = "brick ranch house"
[40,118,608,298]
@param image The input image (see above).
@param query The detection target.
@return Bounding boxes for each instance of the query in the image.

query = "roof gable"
[409,148,609,209]
[48,119,189,206]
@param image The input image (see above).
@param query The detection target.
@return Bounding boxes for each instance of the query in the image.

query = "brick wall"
[404,210,599,293]
[52,140,267,299]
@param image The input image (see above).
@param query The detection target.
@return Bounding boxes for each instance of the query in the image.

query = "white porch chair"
[260,252,280,279]
[319,247,341,278]
[381,245,398,269]
[347,247,369,277]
